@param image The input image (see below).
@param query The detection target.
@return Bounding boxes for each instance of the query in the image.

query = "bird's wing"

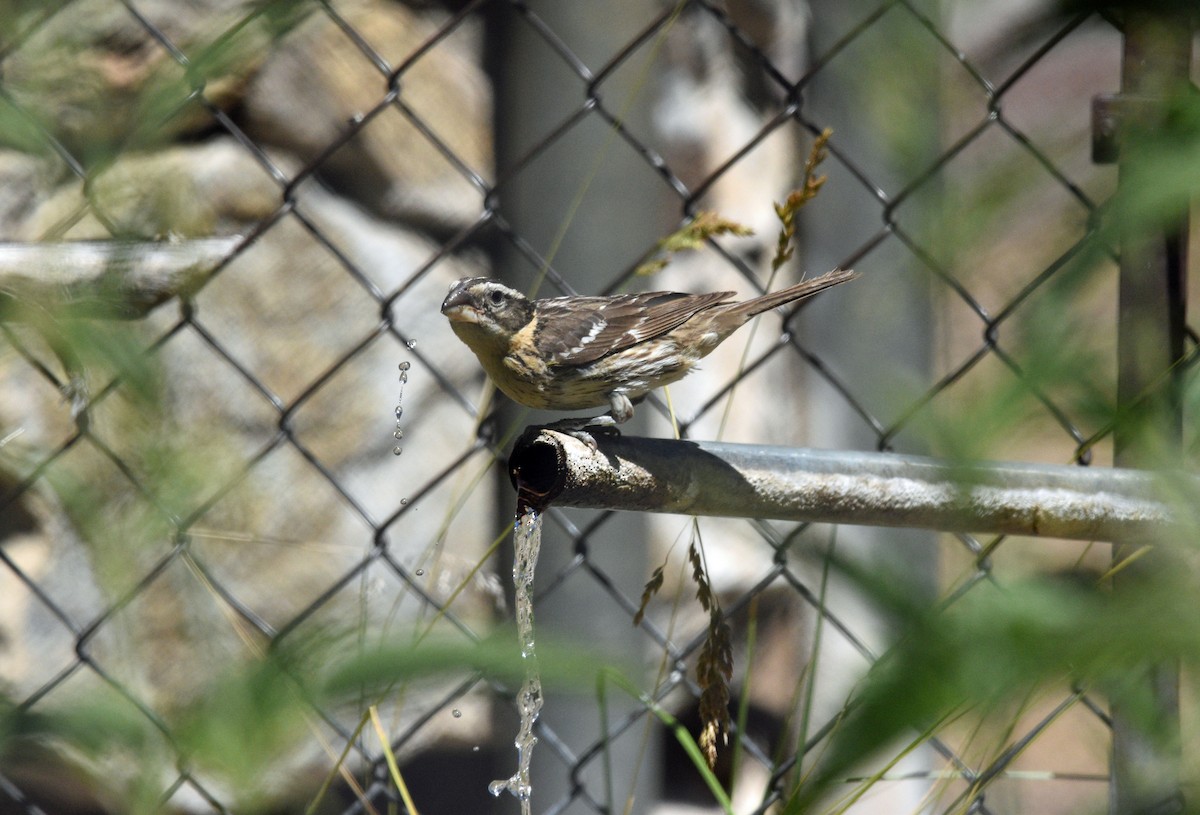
[533,290,735,367]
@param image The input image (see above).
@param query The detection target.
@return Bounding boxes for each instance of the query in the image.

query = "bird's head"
[441,278,535,353]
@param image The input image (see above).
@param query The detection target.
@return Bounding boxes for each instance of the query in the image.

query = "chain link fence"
[0,1,1195,814]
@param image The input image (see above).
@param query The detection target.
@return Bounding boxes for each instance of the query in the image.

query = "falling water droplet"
[452,708,462,718]
[390,361,409,452]
[393,446,403,456]
[400,498,408,505]
[406,339,417,349]
[415,568,424,576]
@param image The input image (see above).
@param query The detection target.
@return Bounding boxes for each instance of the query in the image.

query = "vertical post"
[803,1,940,809]
[486,3,665,809]
[1110,9,1191,815]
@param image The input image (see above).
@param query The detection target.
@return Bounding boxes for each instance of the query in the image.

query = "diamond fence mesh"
[0,2,1195,814]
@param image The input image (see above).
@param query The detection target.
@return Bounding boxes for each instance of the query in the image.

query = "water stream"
[488,505,544,814]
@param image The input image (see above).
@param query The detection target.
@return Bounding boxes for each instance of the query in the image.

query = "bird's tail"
[735,268,859,318]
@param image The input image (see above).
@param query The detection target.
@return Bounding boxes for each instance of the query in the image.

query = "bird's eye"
[488,289,505,306]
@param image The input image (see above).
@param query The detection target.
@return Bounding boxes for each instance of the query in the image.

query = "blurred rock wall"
[0,0,832,810]
[0,0,501,796]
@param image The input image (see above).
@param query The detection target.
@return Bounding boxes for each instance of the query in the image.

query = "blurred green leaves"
[0,0,311,164]
[1106,87,1200,241]
[0,629,623,812]
[784,552,1195,810]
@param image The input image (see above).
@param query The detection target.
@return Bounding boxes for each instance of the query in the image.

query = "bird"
[441,268,858,430]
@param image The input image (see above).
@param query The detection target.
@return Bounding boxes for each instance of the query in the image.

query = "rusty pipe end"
[508,427,569,512]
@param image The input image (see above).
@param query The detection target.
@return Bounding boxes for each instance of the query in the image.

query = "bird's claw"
[543,415,621,452]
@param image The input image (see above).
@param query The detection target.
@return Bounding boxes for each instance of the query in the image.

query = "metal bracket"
[1092,93,1156,164]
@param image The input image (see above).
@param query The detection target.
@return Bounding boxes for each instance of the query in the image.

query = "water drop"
[400,498,408,505]
[398,361,411,371]
[406,339,417,349]
[452,708,462,718]
[395,406,403,419]
[393,446,403,456]
[415,568,424,576]
[394,429,404,440]
[488,780,507,798]
[398,371,408,384]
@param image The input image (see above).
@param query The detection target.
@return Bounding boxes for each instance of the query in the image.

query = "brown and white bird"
[441,268,857,426]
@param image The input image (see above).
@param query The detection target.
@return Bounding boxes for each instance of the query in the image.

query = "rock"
[0,0,311,158]
[242,1,492,232]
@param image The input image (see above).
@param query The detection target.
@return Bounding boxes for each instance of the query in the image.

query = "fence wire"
[0,2,1194,814]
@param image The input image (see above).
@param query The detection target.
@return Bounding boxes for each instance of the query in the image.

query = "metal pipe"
[508,429,1178,541]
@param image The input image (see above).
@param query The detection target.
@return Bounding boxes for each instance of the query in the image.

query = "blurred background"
[0,1,1197,814]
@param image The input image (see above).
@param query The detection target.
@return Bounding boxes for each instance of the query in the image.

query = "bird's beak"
[441,285,479,323]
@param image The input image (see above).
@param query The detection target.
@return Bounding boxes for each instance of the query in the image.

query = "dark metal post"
[487,3,667,809]
[803,1,941,806]
[1109,9,1192,815]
